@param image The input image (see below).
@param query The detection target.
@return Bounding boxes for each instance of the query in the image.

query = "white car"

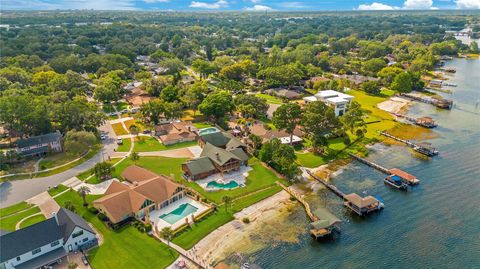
[117,138,123,145]
[100,134,106,140]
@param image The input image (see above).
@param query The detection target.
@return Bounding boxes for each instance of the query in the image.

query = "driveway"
[0,123,118,207]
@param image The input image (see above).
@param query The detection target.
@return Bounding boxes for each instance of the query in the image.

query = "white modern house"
[303,90,354,116]
[0,208,97,269]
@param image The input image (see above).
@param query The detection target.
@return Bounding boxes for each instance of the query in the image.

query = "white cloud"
[189,0,228,9]
[358,2,397,10]
[276,1,310,9]
[1,0,136,10]
[144,0,170,3]
[244,4,272,10]
[403,0,433,9]
[248,0,262,3]
[456,0,480,8]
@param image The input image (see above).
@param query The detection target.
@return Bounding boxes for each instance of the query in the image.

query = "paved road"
[0,123,118,207]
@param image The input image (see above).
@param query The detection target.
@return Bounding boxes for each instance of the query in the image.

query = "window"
[32,248,41,255]
[72,230,84,238]
[83,238,88,242]
[50,240,60,247]
[16,257,21,261]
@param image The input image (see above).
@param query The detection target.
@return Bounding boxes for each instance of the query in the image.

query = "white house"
[16,131,63,157]
[0,208,97,269]
[303,90,354,116]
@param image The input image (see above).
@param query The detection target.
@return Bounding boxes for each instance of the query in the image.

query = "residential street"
[0,123,118,207]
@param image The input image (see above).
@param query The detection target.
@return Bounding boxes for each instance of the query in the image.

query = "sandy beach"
[191,190,298,267]
[377,96,411,114]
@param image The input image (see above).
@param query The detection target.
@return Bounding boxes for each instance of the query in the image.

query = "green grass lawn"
[256,93,284,105]
[117,138,132,152]
[193,122,214,129]
[134,137,197,152]
[0,201,32,218]
[39,152,80,170]
[47,184,69,197]
[112,156,188,181]
[114,101,128,111]
[19,214,46,229]
[0,206,42,231]
[54,190,178,269]
[111,122,129,136]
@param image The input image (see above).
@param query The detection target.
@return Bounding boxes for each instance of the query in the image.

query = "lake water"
[229,58,480,268]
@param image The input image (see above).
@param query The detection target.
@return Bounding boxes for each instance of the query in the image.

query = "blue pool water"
[159,203,198,224]
[207,180,239,189]
[198,127,220,136]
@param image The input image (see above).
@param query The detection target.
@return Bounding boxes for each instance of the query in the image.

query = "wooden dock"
[305,170,346,199]
[349,153,420,185]
[399,93,453,109]
[379,131,439,157]
[277,182,318,221]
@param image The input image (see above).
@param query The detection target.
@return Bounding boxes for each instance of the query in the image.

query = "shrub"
[145,223,152,233]
[97,213,108,221]
[242,217,250,224]
[88,207,99,214]
[344,136,351,145]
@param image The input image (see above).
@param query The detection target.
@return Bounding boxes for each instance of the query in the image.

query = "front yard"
[0,206,42,231]
[133,136,197,152]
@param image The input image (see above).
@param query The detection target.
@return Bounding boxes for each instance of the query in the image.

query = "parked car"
[81,256,89,265]
[142,129,151,134]
[120,109,128,114]
[100,134,106,140]
[117,138,123,145]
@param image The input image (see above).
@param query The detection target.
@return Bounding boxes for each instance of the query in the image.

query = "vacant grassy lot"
[54,190,178,269]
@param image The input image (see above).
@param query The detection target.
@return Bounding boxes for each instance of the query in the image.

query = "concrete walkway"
[72,179,118,195]
[15,212,43,230]
[156,237,211,269]
[109,117,134,124]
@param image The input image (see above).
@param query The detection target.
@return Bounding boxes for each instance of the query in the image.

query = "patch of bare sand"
[377,96,411,114]
[193,191,301,266]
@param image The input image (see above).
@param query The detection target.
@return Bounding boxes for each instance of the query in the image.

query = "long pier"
[399,93,453,109]
[305,170,346,199]
[379,131,439,157]
[348,153,390,174]
[277,182,318,221]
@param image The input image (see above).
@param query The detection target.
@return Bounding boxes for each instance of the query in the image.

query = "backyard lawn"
[111,156,188,181]
[111,122,129,136]
[193,122,214,129]
[116,138,132,152]
[0,206,42,231]
[256,93,284,105]
[54,190,178,269]
[134,137,197,152]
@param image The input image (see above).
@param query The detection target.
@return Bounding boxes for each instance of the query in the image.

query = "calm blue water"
[234,58,480,269]
[160,203,198,224]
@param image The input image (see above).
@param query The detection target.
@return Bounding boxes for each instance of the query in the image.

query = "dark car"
[81,256,89,265]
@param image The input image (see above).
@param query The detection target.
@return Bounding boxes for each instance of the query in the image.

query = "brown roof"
[344,193,378,208]
[156,121,197,143]
[388,168,416,182]
[249,123,303,140]
[310,76,330,83]
[125,88,153,106]
[93,166,183,224]
[416,117,434,123]
[121,165,159,183]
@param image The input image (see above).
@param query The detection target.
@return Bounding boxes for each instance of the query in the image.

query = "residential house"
[197,131,247,152]
[334,74,379,86]
[121,165,159,183]
[248,122,303,145]
[0,208,97,269]
[16,131,63,157]
[93,168,184,225]
[303,90,354,116]
[182,142,248,181]
[155,121,197,145]
[125,87,153,107]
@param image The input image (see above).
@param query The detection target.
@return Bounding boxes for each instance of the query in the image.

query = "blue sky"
[1,0,479,11]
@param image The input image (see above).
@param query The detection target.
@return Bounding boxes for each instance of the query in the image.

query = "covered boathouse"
[344,193,383,216]
[309,208,342,239]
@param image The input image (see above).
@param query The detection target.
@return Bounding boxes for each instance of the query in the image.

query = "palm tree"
[160,227,174,246]
[94,161,115,181]
[129,124,140,136]
[222,196,232,213]
[130,151,140,163]
[77,186,91,207]
[64,201,76,212]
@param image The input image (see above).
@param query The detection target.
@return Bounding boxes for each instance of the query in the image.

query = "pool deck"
[195,166,252,191]
[150,196,210,231]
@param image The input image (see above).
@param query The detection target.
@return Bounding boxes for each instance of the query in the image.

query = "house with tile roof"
[0,208,97,269]
[93,168,185,225]
[154,121,197,145]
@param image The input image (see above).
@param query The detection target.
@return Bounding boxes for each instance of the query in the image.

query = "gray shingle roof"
[0,218,62,263]
[17,131,62,149]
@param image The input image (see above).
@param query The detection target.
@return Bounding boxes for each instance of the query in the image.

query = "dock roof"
[310,208,341,229]
[344,193,379,208]
[388,168,417,183]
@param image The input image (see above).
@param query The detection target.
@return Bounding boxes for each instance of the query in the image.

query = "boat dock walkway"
[277,182,318,221]
[399,93,453,109]
[349,153,390,174]
[305,170,346,199]
[379,131,439,156]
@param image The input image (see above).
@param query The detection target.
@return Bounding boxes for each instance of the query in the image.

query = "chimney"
[215,152,220,161]
[52,212,59,225]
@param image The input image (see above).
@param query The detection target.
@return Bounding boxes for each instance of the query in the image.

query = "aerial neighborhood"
[0,8,479,269]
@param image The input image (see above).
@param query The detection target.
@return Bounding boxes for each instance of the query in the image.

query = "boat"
[241,263,250,269]
[384,175,408,190]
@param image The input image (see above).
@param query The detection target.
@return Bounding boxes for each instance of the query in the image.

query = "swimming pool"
[198,127,220,136]
[207,180,239,189]
[159,203,198,225]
